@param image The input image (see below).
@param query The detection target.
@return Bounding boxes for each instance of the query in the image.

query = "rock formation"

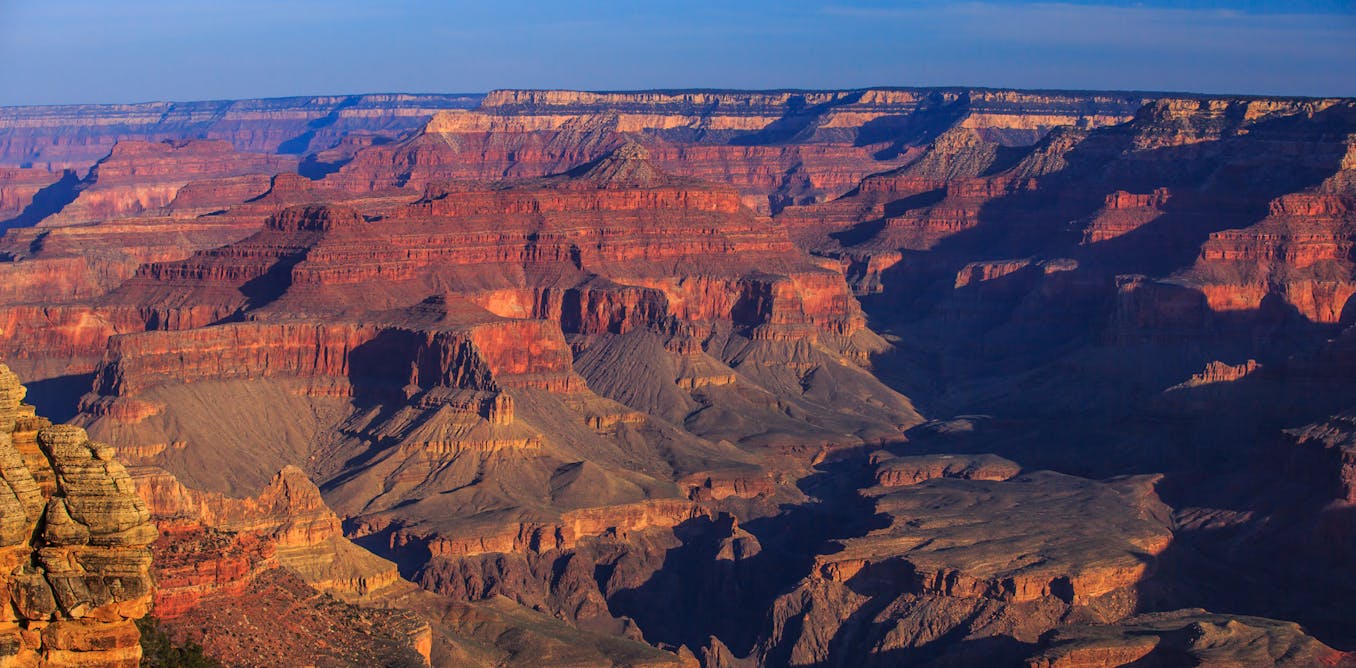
[131,454,697,667]
[0,363,156,667]
[327,88,1141,214]
[870,452,1021,487]
[133,464,401,615]
[1286,411,1356,505]
[746,466,1173,666]
[0,168,70,228]
[55,146,918,571]
[1027,609,1355,667]
[0,94,483,172]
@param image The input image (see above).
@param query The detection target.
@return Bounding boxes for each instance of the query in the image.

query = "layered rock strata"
[1026,609,1355,668]
[0,94,483,171]
[0,363,156,668]
[329,88,1142,214]
[751,468,1173,666]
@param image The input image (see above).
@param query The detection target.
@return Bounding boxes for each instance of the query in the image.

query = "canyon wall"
[0,94,482,172]
[0,364,155,668]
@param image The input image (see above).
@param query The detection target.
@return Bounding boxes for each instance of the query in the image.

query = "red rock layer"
[131,465,400,620]
[134,463,437,665]
[780,97,1356,334]
[1188,187,1356,323]
[325,123,899,215]
[84,317,582,402]
[0,144,301,333]
[42,139,294,226]
[382,499,710,560]
[870,452,1021,487]
[128,455,703,667]
[326,88,1142,214]
[0,179,425,384]
[94,148,867,346]
[0,167,65,222]
[476,88,1141,145]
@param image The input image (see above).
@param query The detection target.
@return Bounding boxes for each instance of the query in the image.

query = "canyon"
[0,87,1353,667]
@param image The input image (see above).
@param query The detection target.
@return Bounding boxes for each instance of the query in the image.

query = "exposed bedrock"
[0,363,156,668]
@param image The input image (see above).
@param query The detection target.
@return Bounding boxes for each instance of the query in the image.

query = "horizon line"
[3,85,1355,111]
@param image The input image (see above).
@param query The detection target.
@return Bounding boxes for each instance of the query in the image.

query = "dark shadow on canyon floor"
[607,452,890,657]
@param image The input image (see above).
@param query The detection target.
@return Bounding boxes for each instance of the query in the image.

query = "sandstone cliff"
[0,363,156,668]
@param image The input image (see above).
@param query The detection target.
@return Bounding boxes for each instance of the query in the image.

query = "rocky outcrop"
[1284,411,1356,505]
[474,88,1141,146]
[1169,359,1260,389]
[870,452,1020,487]
[133,465,400,619]
[63,149,914,514]
[131,459,698,667]
[819,472,1170,604]
[0,142,310,375]
[153,567,432,668]
[753,471,1173,666]
[1187,189,1356,324]
[784,96,1356,309]
[39,140,293,227]
[124,461,438,665]
[0,363,156,668]
[388,499,710,561]
[1026,609,1355,668]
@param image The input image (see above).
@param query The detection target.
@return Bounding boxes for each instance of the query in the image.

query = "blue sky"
[0,1,1352,105]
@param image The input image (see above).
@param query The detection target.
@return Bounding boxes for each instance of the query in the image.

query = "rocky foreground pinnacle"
[0,362,156,668]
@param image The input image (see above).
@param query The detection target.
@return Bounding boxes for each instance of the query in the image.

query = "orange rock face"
[870,452,1021,487]
[0,364,156,668]
[132,465,400,619]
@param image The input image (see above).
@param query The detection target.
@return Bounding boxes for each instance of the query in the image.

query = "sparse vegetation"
[138,616,222,668]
